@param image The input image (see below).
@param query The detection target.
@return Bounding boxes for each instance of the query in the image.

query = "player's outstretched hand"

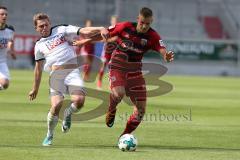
[29,89,38,101]
[165,51,174,62]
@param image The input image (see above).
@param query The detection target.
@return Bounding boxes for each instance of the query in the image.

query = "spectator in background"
[80,19,95,81]
[96,15,118,89]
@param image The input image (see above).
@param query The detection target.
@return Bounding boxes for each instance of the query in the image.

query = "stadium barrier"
[9,35,240,76]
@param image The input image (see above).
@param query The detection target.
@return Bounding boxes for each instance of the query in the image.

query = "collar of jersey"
[0,24,6,30]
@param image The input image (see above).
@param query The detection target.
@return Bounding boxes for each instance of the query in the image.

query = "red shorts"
[109,69,146,101]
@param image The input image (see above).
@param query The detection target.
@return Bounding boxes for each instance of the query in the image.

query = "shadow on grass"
[0,144,240,152]
[139,144,240,152]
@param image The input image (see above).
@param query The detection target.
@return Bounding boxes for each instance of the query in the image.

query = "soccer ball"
[118,134,138,151]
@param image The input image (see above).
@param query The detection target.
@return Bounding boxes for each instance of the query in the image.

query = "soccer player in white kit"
[28,13,109,146]
[0,6,16,90]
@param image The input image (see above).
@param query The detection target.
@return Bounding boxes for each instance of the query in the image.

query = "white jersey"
[0,24,14,64]
[34,24,81,72]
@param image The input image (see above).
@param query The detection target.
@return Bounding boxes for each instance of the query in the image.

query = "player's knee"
[1,81,9,89]
[112,92,124,103]
[51,101,63,115]
[73,96,85,108]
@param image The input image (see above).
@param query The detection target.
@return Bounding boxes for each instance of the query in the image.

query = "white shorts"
[49,68,85,97]
[0,63,10,80]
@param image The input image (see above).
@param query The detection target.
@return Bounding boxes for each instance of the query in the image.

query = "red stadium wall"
[14,34,39,55]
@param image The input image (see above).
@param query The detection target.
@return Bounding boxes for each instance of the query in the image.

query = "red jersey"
[108,22,165,64]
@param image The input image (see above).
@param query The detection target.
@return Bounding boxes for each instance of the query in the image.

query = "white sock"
[47,112,58,137]
[64,103,80,117]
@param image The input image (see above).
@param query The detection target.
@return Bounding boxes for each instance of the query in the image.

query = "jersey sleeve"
[108,22,127,37]
[8,28,15,41]
[64,25,81,36]
[34,44,45,61]
[151,32,166,52]
[10,32,14,41]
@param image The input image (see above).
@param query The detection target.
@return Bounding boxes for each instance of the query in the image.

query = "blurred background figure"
[0,6,16,91]
[97,15,118,89]
[79,19,95,81]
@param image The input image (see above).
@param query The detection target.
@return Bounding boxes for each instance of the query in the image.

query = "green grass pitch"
[0,70,240,160]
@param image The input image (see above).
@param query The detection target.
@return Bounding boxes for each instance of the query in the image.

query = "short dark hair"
[33,13,50,26]
[0,6,7,10]
[139,7,153,18]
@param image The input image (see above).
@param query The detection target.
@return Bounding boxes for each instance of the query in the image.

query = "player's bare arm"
[72,36,116,47]
[7,40,16,60]
[29,60,44,101]
[159,48,174,62]
[79,27,109,41]
[72,35,116,47]
[72,27,110,47]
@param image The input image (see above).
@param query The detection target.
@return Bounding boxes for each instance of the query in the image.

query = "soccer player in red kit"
[105,7,174,137]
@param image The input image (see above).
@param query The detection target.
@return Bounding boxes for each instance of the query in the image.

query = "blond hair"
[33,13,50,26]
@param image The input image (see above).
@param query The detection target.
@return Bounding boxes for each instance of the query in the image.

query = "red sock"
[121,112,141,136]
[98,68,104,82]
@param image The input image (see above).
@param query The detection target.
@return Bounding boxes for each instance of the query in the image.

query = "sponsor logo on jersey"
[140,38,148,46]
[0,38,9,49]
[45,33,65,50]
